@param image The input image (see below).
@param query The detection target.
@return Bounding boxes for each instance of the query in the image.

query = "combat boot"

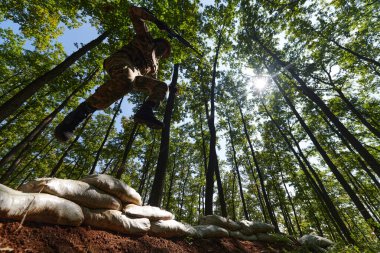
[54,102,96,142]
[134,101,164,129]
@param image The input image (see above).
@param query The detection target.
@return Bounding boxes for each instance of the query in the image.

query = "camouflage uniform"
[86,6,168,109]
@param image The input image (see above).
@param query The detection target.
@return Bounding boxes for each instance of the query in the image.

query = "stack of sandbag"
[299,234,334,252]
[2,175,296,242]
[15,175,150,235]
[198,215,292,244]
[0,184,83,226]
[18,178,122,210]
[123,204,197,238]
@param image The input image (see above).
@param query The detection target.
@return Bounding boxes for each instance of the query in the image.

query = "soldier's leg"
[86,58,137,110]
[132,76,168,129]
[132,76,168,106]
[55,56,136,141]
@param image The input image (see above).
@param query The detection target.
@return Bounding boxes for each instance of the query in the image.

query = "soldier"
[54,5,171,142]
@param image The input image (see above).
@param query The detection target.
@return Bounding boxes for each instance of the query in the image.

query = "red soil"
[0,220,296,253]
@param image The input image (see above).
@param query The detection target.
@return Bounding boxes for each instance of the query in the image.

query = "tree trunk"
[115,122,139,179]
[330,39,380,68]
[280,170,303,236]
[335,88,380,139]
[138,135,157,194]
[271,173,295,235]
[165,149,178,211]
[205,30,227,216]
[0,32,109,123]
[237,103,275,225]
[178,165,191,220]
[148,64,179,207]
[0,69,98,182]
[255,37,380,178]
[244,153,267,222]
[90,97,123,174]
[275,80,380,238]
[261,101,355,244]
[7,139,54,185]
[231,172,237,221]
[318,110,380,189]
[227,114,249,220]
[49,116,91,177]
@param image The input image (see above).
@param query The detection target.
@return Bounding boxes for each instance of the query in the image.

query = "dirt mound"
[0,220,299,252]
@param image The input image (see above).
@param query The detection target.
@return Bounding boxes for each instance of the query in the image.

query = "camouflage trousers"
[86,53,168,110]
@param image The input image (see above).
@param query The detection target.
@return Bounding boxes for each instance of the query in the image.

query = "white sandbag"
[123,204,174,221]
[81,174,142,205]
[299,234,333,248]
[229,231,258,241]
[0,184,83,226]
[193,225,229,238]
[199,215,241,231]
[238,220,275,235]
[82,208,150,234]
[150,220,197,238]
[19,178,121,210]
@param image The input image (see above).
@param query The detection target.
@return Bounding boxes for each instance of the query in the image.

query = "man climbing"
[54,5,171,142]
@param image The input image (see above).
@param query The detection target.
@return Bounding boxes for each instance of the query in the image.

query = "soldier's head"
[154,38,171,59]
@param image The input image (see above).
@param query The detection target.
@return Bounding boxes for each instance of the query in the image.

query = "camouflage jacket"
[118,6,159,78]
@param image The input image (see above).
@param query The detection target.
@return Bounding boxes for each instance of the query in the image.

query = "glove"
[155,20,169,31]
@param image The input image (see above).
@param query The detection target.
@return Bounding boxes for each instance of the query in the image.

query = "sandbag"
[193,225,229,238]
[299,234,333,248]
[123,204,174,221]
[199,215,241,231]
[81,174,142,205]
[238,220,275,235]
[0,184,83,226]
[229,231,257,241]
[19,178,121,210]
[82,208,150,235]
[150,220,197,238]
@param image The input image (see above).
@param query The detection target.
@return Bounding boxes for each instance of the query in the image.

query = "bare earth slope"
[0,220,299,253]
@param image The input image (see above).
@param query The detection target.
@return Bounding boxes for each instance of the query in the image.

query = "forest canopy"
[0,0,379,251]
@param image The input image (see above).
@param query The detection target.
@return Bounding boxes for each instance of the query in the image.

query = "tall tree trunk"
[335,88,380,138]
[205,30,227,216]
[226,114,249,220]
[115,122,139,179]
[244,153,267,222]
[148,64,179,207]
[231,172,237,221]
[0,32,109,123]
[237,102,275,225]
[255,36,380,178]
[330,39,380,68]
[7,139,54,185]
[280,170,303,236]
[178,165,191,220]
[0,69,98,181]
[90,97,123,174]
[270,172,295,235]
[261,101,355,244]
[318,110,380,189]
[49,116,91,177]
[275,80,380,238]
[138,135,157,194]
[165,149,178,211]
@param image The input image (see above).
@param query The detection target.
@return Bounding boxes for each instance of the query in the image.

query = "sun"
[253,77,268,91]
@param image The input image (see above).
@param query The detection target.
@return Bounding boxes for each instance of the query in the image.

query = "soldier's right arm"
[129,6,158,38]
